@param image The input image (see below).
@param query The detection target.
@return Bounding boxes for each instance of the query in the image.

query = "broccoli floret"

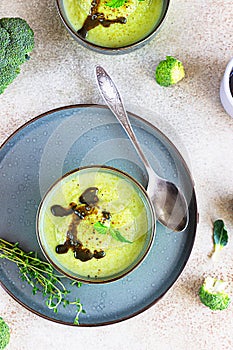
[0,27,10,68]
[199,276,231,311]
[0,17,34,94]
[0,65,21,94]
[0,317,10,350]
[155,56,185,87]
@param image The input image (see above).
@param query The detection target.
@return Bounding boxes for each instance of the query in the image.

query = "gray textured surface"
[0,0,233,349]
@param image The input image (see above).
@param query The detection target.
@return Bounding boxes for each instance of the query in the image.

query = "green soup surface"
[38,168,154,281]
[63,0,163,48]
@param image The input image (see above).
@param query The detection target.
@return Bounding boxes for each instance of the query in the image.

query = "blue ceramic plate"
[0,104,197,326]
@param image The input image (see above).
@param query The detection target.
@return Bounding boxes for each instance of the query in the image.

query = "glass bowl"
[36,165,156,284]
[56,0,170,54]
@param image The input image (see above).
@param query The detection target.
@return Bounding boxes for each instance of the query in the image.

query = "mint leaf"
[109,228,132,244]
[93,222,108,235]
[93,222,132,244]
[105,0,127,8]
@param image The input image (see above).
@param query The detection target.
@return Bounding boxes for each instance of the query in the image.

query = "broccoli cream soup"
[37,167,154,282]
[63,0,163,48]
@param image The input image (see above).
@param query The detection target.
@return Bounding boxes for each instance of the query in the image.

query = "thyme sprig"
[0,238,85,325]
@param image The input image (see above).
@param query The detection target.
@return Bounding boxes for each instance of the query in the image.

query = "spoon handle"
[95,65,153,174]
[95,65,189,232]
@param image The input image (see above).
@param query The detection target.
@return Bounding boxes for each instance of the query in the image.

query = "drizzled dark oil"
[51,187,106,262]
[230,70,233,97]
[77,0,127,39]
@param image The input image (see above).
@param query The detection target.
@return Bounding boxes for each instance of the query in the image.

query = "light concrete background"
[1,0,233,349]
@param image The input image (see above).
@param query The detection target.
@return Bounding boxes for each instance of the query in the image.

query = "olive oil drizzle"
[51,187,106,262]
[77,0,127,39]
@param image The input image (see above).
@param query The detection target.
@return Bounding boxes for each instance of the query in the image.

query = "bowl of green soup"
[36,165,155,283]
[56,0,170,54]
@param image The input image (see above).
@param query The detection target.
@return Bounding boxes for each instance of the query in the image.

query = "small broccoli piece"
[211,219,228,261]
[0,17,34,94]
[199,276,231,311]
[0,317,10,350]
[155,56,185,87]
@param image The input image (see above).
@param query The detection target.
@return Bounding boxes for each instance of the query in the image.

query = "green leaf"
[211,219,229,261]
[93,222,132,243]
[63,299,70,307]
[70,280,82,288]
[109,228,132,244]
[105,0,127,8]
[93,222,108,235]
[213,219,228,247]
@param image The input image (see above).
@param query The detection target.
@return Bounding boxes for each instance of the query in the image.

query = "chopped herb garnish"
[105,0,145,8]
[93,222,132,243]
[0,238,85,325]
[93,221,109,235]
[109,227,132,243]
[105,0,128,8]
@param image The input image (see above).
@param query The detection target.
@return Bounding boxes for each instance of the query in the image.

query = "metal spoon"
[95,65,189,232]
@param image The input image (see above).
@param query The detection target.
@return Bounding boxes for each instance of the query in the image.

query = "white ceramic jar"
[220,57,233,118]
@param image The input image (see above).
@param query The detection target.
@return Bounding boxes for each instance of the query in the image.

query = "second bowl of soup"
[56,0,170,53]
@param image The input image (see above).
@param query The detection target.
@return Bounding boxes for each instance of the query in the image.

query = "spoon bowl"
[95,65,189,232]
